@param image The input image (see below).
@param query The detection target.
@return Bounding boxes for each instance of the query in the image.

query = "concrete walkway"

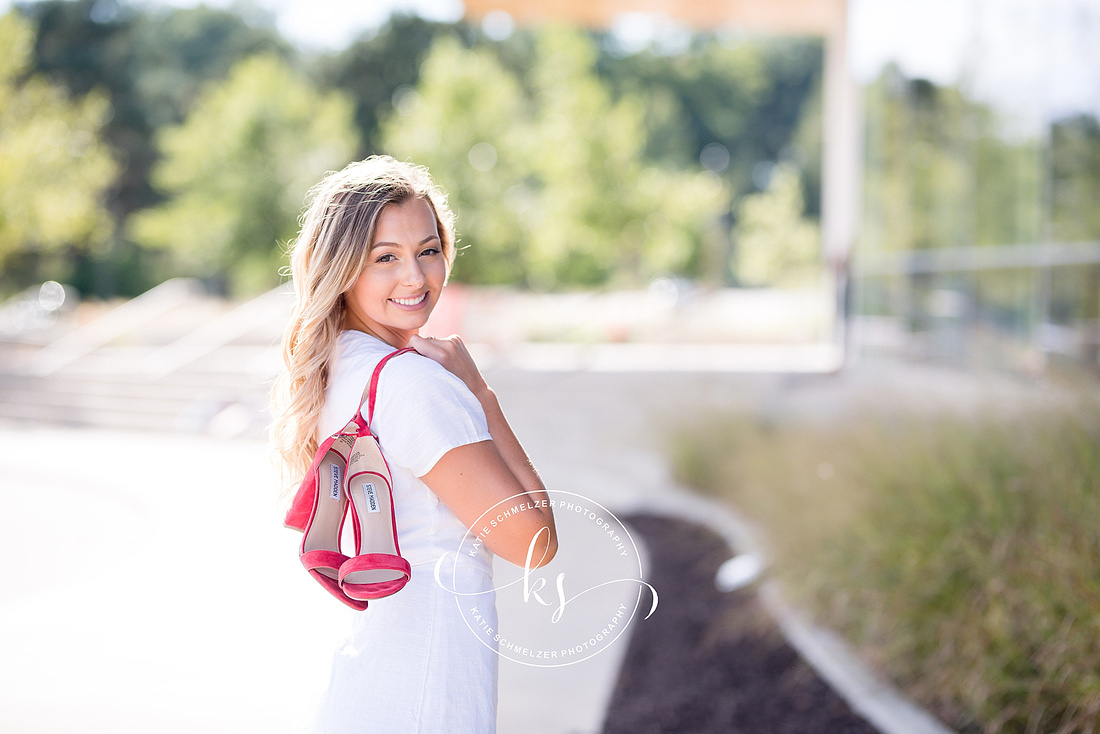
[0,364,773,733]
[0,359,996,733]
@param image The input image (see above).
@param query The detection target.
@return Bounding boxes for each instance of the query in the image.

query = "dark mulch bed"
[602,514,878,734]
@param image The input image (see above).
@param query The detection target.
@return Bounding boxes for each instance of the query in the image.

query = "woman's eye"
[419,247,441,257]
[375,253,396,263]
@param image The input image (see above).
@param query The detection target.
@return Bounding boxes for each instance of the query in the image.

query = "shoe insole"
[301,435,354,579]
[345,435,405,584]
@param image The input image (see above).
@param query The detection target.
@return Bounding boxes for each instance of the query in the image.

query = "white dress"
[311,330,498,734]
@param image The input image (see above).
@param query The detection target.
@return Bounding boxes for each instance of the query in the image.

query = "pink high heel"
[338,348,413,601]
[284,346,413,609]
[338,431,411,600]
[289,427,368,610]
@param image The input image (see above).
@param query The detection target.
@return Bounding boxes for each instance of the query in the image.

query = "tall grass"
[672,401,1100,733]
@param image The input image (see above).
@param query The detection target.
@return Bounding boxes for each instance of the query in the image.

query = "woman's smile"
[390,292,429,308]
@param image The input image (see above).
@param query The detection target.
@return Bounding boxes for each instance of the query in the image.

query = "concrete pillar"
[820,3,862,352]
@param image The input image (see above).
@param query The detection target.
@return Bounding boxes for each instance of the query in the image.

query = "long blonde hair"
[270,156,456,492]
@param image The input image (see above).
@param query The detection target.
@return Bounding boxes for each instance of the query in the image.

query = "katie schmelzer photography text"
[437,490,658,668]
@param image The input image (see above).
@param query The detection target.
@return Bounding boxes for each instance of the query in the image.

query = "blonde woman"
[271,156,557,732]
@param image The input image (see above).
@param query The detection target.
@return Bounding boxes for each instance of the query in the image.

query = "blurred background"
[0,0,1098,389]
[0,0,1098,732]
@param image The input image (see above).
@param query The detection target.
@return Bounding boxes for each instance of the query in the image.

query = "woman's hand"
[407,334,489,399]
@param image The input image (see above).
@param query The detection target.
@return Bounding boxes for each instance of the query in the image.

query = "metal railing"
[856,240,1100,276]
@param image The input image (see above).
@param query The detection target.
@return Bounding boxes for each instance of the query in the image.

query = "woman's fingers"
[408,333,487,396]
[407,333,441,358]
[408,333,459,362]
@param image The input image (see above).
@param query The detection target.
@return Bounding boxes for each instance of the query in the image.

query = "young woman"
[271,156,557,732]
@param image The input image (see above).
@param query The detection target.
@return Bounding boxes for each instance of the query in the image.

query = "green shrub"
[673,402,1100,733]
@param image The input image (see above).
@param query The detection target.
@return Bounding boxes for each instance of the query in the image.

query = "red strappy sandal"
[286,428,366,610]
[284,347,413,609]
[338,349,413,601]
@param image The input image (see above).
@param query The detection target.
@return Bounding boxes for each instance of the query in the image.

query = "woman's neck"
[342,316,415,349]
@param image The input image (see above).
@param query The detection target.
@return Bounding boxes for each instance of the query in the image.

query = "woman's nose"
[402,258,426,287]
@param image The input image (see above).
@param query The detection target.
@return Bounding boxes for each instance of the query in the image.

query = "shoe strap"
[301,549,351,573]
[352,347,415,436]
[338,553,413,581]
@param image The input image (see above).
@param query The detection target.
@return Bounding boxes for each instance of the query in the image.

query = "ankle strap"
[353,347,414,435]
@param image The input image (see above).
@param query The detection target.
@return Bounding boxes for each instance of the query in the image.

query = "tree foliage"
[734,163,820,286]
[596,33,825,286]
[11,3,831,294]
[380,36,531,283]
[0,10,116,268]
[18,0,294,295]
[380,27,724,288]
[599,35,824,208]
[28,0,293,218]
[316,14,454,157]
[1050,114,1100,242]
[127,54,358,294]
[856,66,1100,339]
[861,67,1045,255]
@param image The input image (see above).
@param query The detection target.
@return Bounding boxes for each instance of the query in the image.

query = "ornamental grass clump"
[672,401,1100,734]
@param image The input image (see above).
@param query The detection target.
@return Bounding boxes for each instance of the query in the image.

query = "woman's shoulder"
[334,330,456,393]
[335,329,390,364]
[380,347,461,396]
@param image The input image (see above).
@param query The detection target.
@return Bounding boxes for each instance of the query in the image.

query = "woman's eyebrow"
[371,234,441,249]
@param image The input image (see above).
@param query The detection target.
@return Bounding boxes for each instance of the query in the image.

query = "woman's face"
[343,197,447,347]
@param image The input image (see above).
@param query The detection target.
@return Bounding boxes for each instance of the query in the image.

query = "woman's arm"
[408,334,558,568]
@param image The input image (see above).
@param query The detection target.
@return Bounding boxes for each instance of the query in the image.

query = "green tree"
[597,33,824,285]
[29,0,293,218]
[127,54,358,294]
[0,10,116,285]
[1050,114,1100,242]
[523,27,722,287]
[599,35,824,211]
[733,163,820,285]
[857,66,1058,334]
[25,0,293,295]
[317,14,455,157]
[861,67,1045,255]
[381,27,722,288]
[379,36,532,284]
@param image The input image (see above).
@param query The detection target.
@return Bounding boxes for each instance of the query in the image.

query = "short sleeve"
[367,352,492,477]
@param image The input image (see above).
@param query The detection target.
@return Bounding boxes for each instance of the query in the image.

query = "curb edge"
[619,486,956,734]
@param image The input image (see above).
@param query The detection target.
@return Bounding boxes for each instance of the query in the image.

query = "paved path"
[0,360,1006,732]
[0,366,772,733]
